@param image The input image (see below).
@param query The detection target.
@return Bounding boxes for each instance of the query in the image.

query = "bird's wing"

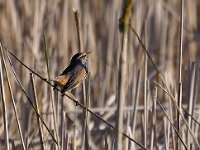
[61,69,86,93]
[53,74,70,90]
[53,65,72,90]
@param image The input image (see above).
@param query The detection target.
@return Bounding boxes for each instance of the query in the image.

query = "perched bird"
[53,51,91,93]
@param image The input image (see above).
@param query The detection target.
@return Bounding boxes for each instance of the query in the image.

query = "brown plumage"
[53,52,91,93]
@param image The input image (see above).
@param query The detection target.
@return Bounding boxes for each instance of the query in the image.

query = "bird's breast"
[81,60,88,73]
[81,60,88,68]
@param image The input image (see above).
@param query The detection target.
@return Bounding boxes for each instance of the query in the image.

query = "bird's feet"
[61,92,65,97]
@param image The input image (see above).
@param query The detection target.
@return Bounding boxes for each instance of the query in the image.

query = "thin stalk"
[74,10,83,52]
[187,63,196,146]
[74,9,88,150]
[60,96,64,150]
[84,73,91,150]
[0,43,10,150]
[144,21,148,148]
[30,73,45,150]
[72,125,77,150]
[177,1,184,149]
[131,70,141,149]
[131,70,141,133]
[152,87,158,150]
[43,35,60,149]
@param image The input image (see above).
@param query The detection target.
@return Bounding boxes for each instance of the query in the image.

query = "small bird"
[53,51,91,94]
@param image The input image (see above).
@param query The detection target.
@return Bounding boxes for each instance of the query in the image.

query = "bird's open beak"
[86,51,92,55]
[85,51,91,60]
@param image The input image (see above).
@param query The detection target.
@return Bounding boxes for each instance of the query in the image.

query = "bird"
[53,51,91,94]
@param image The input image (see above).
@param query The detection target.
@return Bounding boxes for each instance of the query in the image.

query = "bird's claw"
[75,101,79,106]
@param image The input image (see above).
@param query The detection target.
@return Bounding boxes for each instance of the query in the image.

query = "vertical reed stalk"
[74,10,83,52]
[30,73,45,150]
[74,9,90,149]
[131,70,141,149]
[144,21,148,148]
[177,0,184,148]
[116,1,132,149]
[84,73,91,150]
[152,87,158,150]
[60,96,64,150]
[43,36,60,150]
[187,63,197,147]
[0,43,10,150]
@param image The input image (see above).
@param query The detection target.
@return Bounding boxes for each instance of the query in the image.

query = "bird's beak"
[86,51,92,55]
[85,51,91,60]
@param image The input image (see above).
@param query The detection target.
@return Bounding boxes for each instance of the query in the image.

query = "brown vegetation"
[0,0,200,149]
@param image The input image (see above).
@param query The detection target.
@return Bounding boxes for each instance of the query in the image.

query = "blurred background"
[0,0,200,149]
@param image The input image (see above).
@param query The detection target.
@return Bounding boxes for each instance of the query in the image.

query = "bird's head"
[70,51,91,63]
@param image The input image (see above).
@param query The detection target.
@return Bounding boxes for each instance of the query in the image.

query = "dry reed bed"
[0,0,200,149]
